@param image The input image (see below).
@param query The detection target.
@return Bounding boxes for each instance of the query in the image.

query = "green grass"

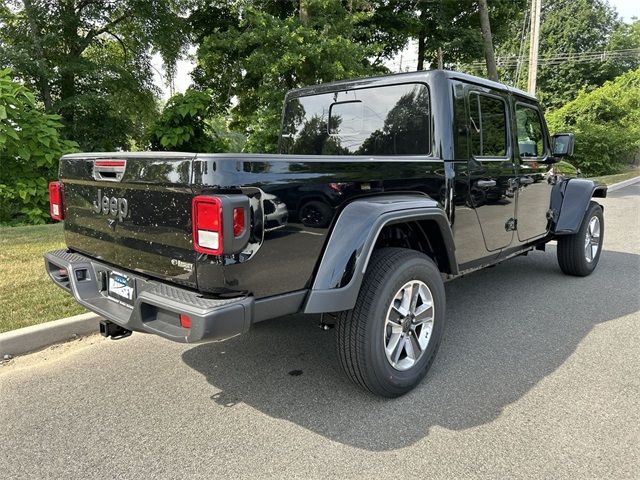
[0,223,86,333]
[589,167,640,186]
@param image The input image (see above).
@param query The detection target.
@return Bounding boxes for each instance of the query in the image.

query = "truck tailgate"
[60,153,198,288]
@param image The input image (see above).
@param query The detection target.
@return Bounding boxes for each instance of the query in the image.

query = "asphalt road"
[1,183,639,479]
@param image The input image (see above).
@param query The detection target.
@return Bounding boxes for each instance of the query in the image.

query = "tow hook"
[99,320,132,339]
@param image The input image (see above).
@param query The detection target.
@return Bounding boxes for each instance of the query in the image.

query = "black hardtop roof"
[286,69,537,102]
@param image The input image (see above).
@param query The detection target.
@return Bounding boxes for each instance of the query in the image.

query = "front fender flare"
[303,194,456,314]
[551,178,607,235]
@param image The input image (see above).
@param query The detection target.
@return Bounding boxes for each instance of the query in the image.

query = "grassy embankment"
[0,223,85,333]
[590,167,639,185]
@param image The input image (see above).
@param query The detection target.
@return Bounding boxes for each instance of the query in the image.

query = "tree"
[546,68,640,175]
[413,0,526,74]
[0,0,188,150]
[0,69,77,224]
[495,0,639,107]
[149,89,245,152]
[191,0,393,153]
[536,0,638,107]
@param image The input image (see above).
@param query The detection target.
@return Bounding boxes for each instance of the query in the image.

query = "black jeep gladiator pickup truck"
[45,70,606,397]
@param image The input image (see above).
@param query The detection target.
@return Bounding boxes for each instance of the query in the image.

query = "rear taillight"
[233,207,245,237]
[192,196,223,255]
[48,181,63,221]
[192,195,250,256]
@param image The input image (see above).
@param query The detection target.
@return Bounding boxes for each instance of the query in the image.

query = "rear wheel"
[557,201,604,276]
[336,248,446,397]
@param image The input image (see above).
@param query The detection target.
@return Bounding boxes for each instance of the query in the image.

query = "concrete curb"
[0,313,101,358]
[606,176,640,192]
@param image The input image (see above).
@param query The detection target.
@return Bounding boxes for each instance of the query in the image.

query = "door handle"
[476,180,496,188]
[519,176,534,185]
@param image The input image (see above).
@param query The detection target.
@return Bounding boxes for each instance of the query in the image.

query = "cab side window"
[516,104,546,158]
[469,92,508,158]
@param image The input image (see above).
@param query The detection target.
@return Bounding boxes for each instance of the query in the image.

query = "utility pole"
[527,0,542,94]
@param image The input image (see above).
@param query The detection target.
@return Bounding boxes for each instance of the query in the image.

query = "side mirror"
[552,133,575,157]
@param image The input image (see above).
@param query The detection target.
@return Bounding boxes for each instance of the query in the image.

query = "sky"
[612,0,640,21]
[151,0,640,99]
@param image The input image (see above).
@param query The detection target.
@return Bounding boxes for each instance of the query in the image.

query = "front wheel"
[336,248,446,397]
[557,201,604,276]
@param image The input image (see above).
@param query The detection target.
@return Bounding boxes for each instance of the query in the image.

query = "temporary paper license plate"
[108,271,135,305]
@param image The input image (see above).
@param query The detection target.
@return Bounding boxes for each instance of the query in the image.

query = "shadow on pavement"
[182,247,640,451]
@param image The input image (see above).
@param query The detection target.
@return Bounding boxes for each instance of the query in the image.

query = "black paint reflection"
[263,193,288,231]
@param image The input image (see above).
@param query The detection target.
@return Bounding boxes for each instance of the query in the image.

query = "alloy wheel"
[383,280,435,371]
[584,216,601,262]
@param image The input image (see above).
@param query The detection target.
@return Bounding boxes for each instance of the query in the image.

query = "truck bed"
[59,152,446,298]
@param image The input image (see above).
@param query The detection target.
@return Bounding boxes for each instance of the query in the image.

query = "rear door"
[466,86,517,251]
[512,99,554,242]
[60,153,198,288]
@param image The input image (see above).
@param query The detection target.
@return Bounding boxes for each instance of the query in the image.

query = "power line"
[470,48,640,69]
[386,48,639,73]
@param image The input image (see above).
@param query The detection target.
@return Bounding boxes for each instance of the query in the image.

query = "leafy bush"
[546,68,640,176]
[0,69,77,225]
[149,89,245,152]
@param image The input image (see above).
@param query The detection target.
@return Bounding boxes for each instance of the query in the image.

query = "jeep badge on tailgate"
[93,189,128,221]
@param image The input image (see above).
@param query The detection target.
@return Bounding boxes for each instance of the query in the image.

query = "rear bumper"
[44,249,252,343]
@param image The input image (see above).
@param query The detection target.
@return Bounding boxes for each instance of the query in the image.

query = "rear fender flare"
[551,178,607,235]
[303,194,457,314]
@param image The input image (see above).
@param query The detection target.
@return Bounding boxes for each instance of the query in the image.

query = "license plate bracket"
[108,271,135,306]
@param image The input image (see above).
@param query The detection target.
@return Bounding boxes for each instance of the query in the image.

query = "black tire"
[299,200,332,228]
[336,247,446,397]
[557,201,604,276]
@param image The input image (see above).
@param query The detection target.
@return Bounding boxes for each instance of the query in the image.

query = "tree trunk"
[416,8,427,71]
[478,0,499,81]
[417,33,425,71]
[299,0,309,25]
[22,0,53,110]
[59,1,80,129]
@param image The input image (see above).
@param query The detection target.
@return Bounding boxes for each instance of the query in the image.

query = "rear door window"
[469,92,508,158]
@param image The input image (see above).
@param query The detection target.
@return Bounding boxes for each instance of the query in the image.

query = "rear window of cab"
[279,83,431,156]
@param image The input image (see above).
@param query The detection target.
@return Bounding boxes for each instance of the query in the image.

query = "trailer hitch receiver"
[99,320,132,340]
